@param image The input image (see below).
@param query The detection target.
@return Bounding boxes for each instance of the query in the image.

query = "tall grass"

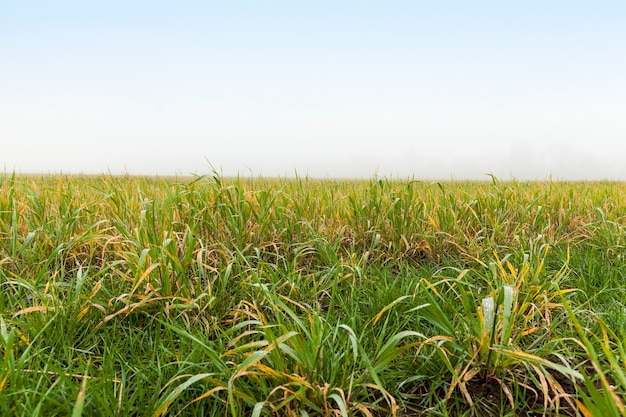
[0,173,625,415]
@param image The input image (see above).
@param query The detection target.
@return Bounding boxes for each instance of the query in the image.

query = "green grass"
[0,173,625,416]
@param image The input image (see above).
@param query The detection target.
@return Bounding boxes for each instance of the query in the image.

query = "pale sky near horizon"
[2,1,626,179]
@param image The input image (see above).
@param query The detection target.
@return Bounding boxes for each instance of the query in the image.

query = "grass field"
[0,173,624,416]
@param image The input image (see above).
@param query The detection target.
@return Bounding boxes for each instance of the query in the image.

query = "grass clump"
[0,173,625,416]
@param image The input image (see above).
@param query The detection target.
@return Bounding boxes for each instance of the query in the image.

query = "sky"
[2,1,626,179]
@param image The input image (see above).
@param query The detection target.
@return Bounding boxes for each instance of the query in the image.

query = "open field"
[0,173,625,416]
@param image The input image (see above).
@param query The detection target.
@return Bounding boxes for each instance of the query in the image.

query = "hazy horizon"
[2,1,625,180]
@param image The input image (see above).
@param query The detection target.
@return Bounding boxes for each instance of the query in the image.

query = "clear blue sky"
[2,1,625,179]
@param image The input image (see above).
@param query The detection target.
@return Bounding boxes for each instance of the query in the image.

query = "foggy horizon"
[2,1,625,180]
